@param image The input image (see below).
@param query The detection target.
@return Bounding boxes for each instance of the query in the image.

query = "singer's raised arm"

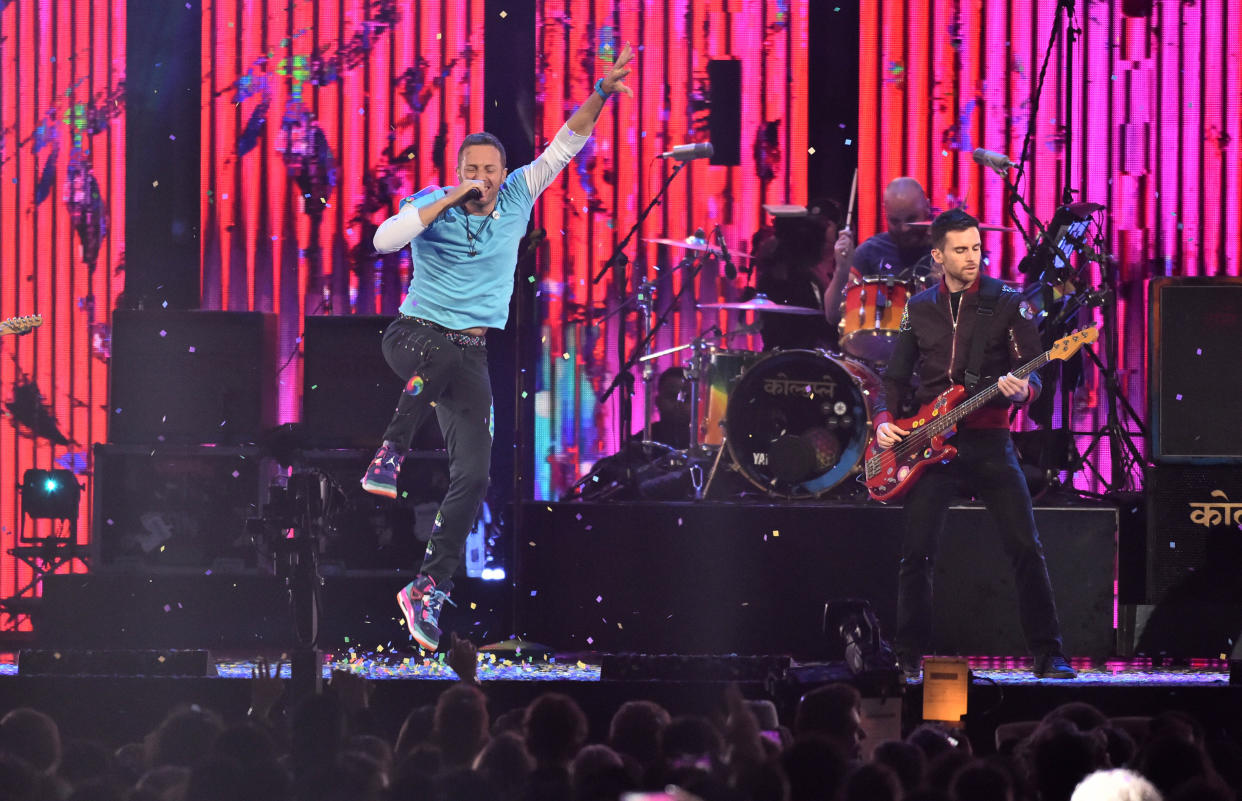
[374,45,634,254]
[520,43,636,202]
[565,43,634,136]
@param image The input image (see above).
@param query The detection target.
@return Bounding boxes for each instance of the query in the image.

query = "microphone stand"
[593,159,691,447]
[997,167,1050,255]
[598,253,706,415]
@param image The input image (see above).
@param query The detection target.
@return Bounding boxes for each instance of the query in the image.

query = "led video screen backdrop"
[1,1,125,628]
[855,0,1240,493]
[200,0,485,423]
[531,0,810,498]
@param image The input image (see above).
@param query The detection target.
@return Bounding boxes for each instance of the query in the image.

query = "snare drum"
[838,277,913,362]
[723,349,881,498]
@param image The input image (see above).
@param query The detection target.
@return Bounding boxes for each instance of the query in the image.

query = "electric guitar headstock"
[1049,325,1098,362]
[0,315,43,337]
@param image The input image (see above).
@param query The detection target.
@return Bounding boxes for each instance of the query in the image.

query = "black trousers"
[894,427,1064,658]
[380,318,492,591]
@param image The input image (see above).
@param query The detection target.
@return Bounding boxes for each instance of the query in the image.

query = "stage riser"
[36,574,511,652]
[517,503,1117,658]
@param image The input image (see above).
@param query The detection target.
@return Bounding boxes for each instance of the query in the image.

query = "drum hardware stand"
[1049,261,1149,496]
[600,250,707,444]
[640,323,719,450]
[641,320,759,501]
[636,279,658,441]
[700,427,737,500]
[593,159,691,445]
[999,0,1148,494]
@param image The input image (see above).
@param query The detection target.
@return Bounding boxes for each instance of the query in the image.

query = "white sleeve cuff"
[373,203,428,253]
[524,124,591,198]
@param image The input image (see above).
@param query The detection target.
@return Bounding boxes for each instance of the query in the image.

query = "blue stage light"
[21,469,81,520]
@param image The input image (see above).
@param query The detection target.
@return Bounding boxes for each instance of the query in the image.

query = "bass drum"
[724,349,881,498]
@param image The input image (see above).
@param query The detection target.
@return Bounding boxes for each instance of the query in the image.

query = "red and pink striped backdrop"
[1,0,125,629]
[2,1,1238,625]
[200,0,486,423]
[531,0,810,497]
[857,0,1240,492]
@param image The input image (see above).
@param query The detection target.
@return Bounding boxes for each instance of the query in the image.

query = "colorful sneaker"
[361,442,404,498]
[397,575,455,651]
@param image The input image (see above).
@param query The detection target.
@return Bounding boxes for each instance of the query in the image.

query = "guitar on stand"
[1,315,43,336]
[863,326,1098,503]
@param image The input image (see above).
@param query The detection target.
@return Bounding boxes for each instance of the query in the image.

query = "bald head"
[883,177,931,249]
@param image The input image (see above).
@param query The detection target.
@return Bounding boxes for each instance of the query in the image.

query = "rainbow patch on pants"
[405,375,425,395]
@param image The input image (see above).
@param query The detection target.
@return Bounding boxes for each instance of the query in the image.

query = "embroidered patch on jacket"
[1018,300,1036,320]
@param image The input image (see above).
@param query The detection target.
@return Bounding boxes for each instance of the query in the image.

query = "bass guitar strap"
[963,276,1005,394]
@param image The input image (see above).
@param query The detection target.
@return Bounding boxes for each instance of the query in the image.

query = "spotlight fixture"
[20,469,81,521]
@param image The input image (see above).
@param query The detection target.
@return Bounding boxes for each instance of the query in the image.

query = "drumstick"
[845,167,858,231]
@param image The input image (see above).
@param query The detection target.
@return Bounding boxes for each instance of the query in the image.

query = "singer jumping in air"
[366,45,636,651]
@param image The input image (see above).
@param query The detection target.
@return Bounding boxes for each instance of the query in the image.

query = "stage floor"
[1,649,1238,757]
[2,651,1230,687]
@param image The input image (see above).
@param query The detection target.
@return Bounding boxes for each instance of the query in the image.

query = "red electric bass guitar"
[863,326,1098,503]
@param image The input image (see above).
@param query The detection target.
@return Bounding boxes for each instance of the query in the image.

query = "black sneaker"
[1033,653,1077,679]
[897,652,922,680]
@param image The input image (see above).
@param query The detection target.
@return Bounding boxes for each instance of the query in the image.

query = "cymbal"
[906,220,1018,233]
[644,237,752,260]
[698,294,822,315]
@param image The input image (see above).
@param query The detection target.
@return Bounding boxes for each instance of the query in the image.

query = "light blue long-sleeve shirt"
[373,125,589,330]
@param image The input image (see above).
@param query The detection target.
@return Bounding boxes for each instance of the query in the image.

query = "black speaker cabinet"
[708,59,742,167]
[109,310,277,444]
[1145,464,1242,605]
[301,315,443,449]
[1136,464,1242,657]
[518,502,1116,658]
[92,444,275,571]
[1149,277,1242,462]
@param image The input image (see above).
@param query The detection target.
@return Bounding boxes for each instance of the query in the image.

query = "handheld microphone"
[463,185,483,202]
[714,225,737,281]
[972,148,1016,173]
[658,142,715,162]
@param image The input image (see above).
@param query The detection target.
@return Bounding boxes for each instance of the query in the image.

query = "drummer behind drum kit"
[600,233,938,502]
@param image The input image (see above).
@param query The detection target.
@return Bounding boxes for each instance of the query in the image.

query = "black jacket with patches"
[876,275,1043,429]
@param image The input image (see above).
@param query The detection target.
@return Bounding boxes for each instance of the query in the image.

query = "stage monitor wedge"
[1149,277,1242,463]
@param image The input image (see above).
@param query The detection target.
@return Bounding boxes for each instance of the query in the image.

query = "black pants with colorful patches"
[380,317,492,591]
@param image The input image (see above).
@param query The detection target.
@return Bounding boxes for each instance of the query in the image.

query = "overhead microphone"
[713,225,737,281]
[658,142,715,162]
[972,147,1016,173]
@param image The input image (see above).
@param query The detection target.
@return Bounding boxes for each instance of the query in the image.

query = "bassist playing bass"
[872,208,1076,681]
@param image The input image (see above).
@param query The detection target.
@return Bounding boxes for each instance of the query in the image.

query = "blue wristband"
[594,78,610,101]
